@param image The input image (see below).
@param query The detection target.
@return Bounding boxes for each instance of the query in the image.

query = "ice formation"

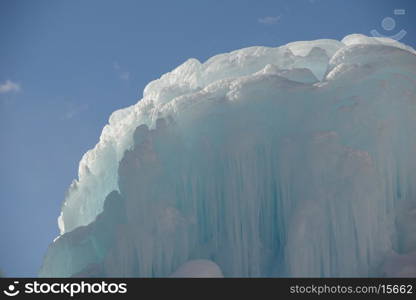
[40,34,416,277]
[169,260,224,278]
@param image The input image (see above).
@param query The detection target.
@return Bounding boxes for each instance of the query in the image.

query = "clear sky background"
[0,0,415,277]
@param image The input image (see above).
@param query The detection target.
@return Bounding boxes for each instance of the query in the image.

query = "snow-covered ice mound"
[40,34,416,277]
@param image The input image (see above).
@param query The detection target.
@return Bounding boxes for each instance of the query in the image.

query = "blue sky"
[0,0,415,277]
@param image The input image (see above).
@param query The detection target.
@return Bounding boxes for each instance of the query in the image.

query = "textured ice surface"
[41,34,416,277]
[169,260,223,278]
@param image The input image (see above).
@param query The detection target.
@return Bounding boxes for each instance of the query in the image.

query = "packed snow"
[40,34,416,277]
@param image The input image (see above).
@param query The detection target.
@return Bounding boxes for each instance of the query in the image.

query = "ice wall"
[41,34,416,277]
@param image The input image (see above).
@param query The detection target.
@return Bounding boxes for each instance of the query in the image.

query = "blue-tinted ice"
[40,34,416,277]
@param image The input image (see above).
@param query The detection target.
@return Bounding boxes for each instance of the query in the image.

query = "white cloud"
[113,62,121,70]
[258,15,281,25]
[120,71,130,81]
[62,103,89,120]
[113,61,130,81]
[0,80,21,94]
